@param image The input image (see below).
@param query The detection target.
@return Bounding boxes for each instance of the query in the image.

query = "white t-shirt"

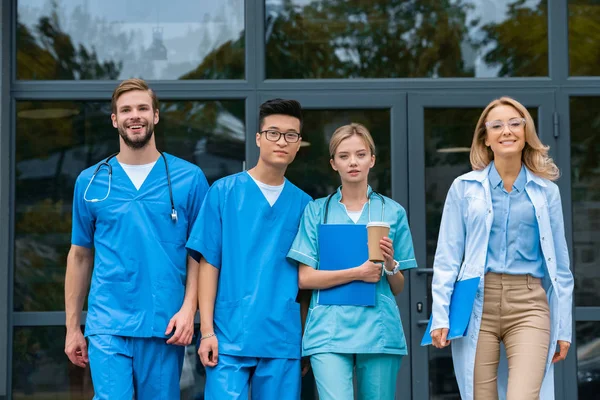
[346,210,363,223]
[120,161,157,190]
[247,172,285,206]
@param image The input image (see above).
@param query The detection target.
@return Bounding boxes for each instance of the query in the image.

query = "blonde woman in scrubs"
[287,123,417,399]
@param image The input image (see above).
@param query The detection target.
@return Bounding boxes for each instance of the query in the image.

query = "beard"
[118,121,155,150]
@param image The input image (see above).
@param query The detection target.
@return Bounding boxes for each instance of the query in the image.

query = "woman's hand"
[552,340,570,363]
[431,328,451,349]
[356,261,382,283]
[380,237,395,271]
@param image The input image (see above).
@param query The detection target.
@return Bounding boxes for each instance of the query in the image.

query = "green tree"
[478,0,548,76]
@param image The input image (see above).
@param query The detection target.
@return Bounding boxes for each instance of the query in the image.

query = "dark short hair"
[259,98,303,131]
[111,78,159,114]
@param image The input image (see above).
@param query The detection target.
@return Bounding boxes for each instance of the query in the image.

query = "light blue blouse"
[486,163,545,278]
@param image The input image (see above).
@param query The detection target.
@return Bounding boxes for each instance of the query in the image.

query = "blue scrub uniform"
[287,186,417,400]
[186,171,311,400]
[71,153,209,399]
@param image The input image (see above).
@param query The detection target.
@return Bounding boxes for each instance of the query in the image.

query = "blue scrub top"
[71,153,209,338]
[287,187,417,356]
[186,172,312,360]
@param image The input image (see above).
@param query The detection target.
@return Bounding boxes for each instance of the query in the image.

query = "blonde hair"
[329,123,376,159]
[111,78,159,114]
[470,96,559,181]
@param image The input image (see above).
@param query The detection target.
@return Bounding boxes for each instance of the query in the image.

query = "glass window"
[571,97,600,307]
[14,100,245,311]
[569,0,600,76]
[17,0,244,80]
[12,326,209,399]
[576,321,600,398]
[13,326,94,399]
[423,107,539,398]
[285,109,391,199]
[265,0,548,79]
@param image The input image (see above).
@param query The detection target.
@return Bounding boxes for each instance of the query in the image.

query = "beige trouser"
[474,272,551,400]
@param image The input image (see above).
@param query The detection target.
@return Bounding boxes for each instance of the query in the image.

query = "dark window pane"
[576,322,600,398]
[569,0,600,76]
[286,109,391,199]
[13,326,94,399]
[14,100,245,311]
[17,0,244,80]
[265,0,548,79]
[423,107,539,398]
[570,97,600,306]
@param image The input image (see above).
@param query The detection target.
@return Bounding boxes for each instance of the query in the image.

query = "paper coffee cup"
[366,222,391,262]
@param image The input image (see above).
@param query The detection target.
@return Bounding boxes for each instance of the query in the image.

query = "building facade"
[1,0,599,398]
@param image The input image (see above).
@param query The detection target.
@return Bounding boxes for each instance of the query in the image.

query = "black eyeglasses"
[260,130,301,143]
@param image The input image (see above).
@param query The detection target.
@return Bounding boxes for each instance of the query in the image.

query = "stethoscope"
[322,187,385,224]
[83,151,178,222]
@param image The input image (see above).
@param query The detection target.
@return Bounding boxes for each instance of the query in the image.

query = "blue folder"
[317,224,376,307]
[420,276,481,346]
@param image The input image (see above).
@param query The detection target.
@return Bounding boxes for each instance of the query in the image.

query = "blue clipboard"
[317,224,376,307]
[420,276,481,346]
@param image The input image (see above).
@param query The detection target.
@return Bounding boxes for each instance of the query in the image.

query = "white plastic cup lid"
[366,222,390,228]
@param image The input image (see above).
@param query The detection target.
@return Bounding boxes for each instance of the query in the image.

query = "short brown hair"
[329,123,376,159]
[470,96,559,181]
[111,78,159,114]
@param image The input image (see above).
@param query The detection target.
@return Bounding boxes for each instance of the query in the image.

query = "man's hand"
[431,328,451,349]
[65,328,89,368]
[198,335,219,367]
[165,306,195,346]
[552,340,570,363]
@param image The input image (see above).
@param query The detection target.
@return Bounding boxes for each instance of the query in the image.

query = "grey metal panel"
[13,312,70,326]
[13,86,254,101]
[389,93,410,399]
[554,89,578,400]
[12,80,253,93]
[406,97,428,397]
[245,93,260,168]
[257,78,556,91]
[548,0,569,83]
[0,0,11,396]
[563,78,600,88]
[575,307,600,321]
[251,0,265,85]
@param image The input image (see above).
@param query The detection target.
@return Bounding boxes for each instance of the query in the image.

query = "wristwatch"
[384,260,401,276]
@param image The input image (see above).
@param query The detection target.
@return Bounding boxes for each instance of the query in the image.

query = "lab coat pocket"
[302,306,333,352]
[379,294,403,349]
[516,221,539,261]
[214,299,243,344]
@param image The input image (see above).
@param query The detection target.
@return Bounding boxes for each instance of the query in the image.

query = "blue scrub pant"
[310,353,402,400]
[204,354,300,400]
[88,335,185,400]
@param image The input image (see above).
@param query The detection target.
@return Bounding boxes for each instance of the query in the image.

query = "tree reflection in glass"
[17,0,245,80]
[265,0,549,79]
